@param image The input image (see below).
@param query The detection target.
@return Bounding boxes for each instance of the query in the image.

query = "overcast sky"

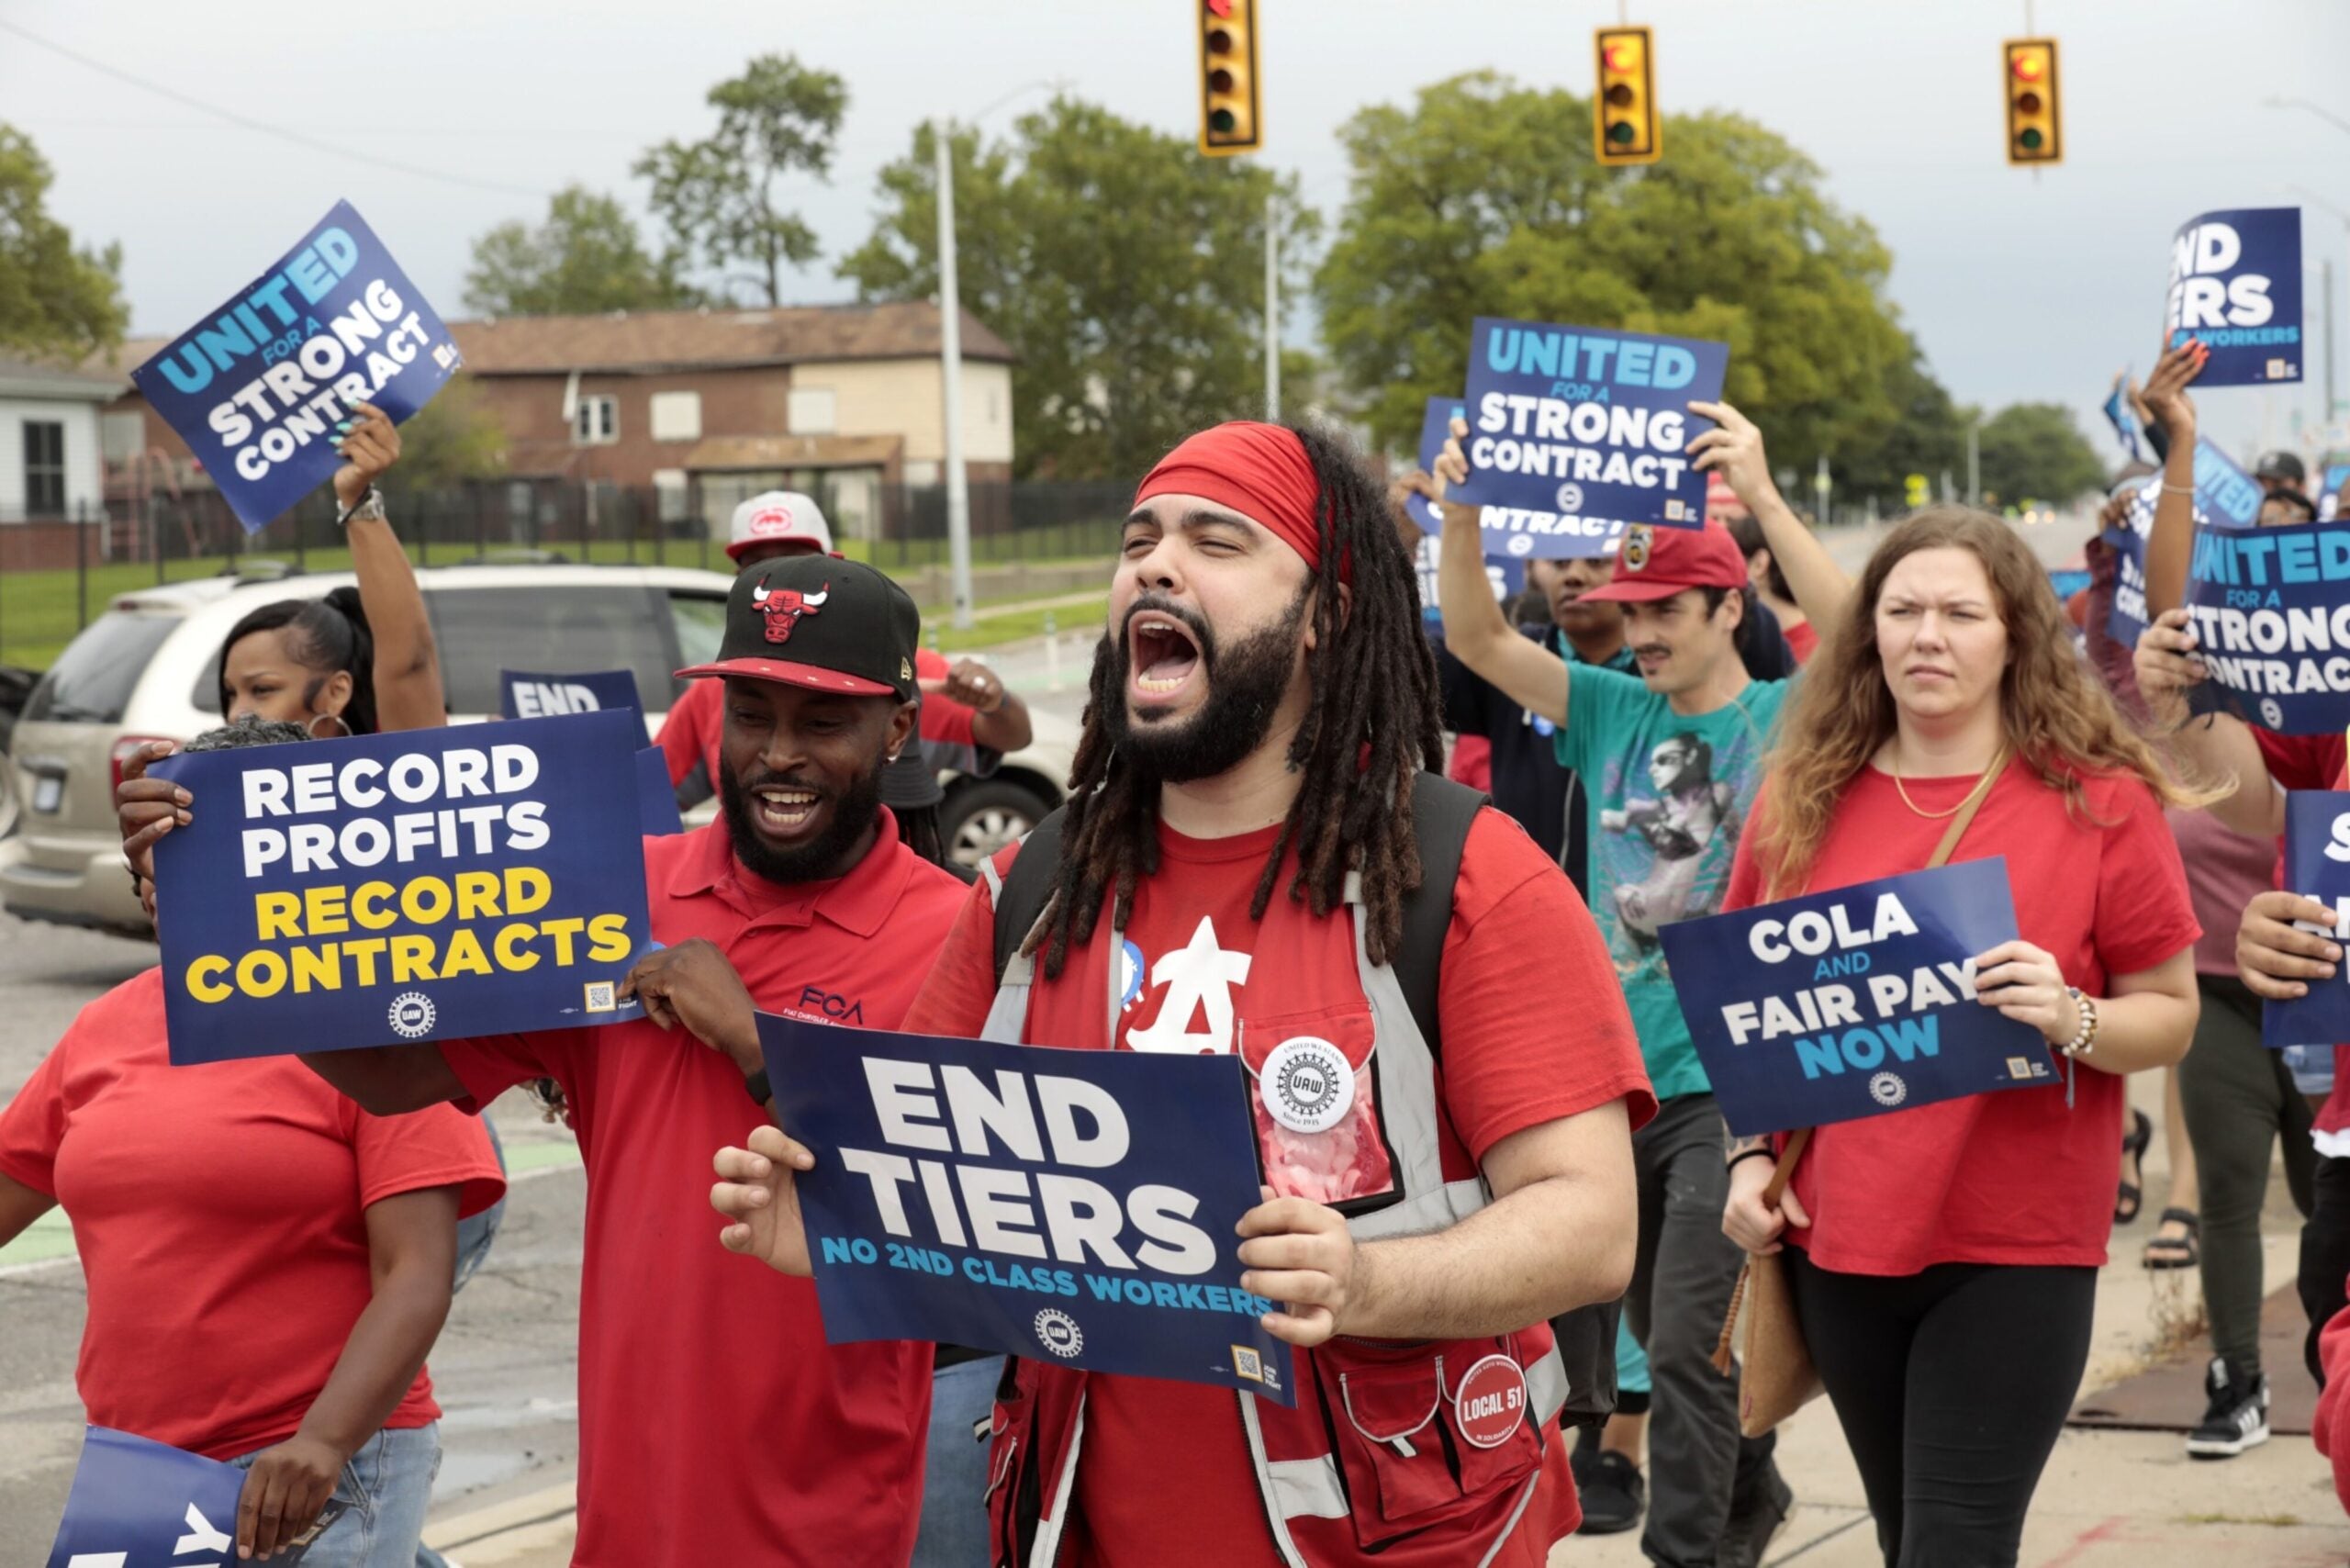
[5,0,2344,472]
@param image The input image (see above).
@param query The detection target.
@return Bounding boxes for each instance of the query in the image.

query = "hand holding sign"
[1970,939,2084,1046]
[2139,338,2208,446]
[713,1122,820,1277]
[2241,887,2343,1004]
[2130,608,2205,727]
[238,1431,345,1562]
[330,401,401,510]
[1684,400,1783,519]
[1235,1188,1357,1349]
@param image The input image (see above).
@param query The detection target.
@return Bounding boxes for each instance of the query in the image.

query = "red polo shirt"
[437,815,969,1568]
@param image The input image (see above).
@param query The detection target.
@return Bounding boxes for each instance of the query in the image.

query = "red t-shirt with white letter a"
[906,809,1650,1567]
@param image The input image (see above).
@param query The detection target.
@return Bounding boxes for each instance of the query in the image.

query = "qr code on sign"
[1664,499,1690,521]
[2267,358,2289,379]
[1232,1346,1265,1383]
[584,981,617,1013]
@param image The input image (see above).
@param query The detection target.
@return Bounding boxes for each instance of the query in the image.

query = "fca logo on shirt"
[799,985,866,1025]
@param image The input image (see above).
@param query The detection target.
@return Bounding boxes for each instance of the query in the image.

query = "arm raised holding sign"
[1430,420,1571,726]
[1684,400,1851,636]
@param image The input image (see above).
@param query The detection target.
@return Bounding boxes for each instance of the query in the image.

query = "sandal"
[2116,1107,2151,1226]
[2143,1207,2200,1271]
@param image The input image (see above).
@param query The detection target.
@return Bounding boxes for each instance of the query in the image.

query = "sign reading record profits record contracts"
[1451,317,1728,529]
[765,1015,1298,1404]
[1660,859,2051,1138]
[131,200,461,532]
[148,711,652,1065]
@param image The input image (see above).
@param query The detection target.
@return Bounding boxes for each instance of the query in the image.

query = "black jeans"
[2178,974,2315,1375]
[1625,1092,1776,1567]
[1783,1249,2095,1568]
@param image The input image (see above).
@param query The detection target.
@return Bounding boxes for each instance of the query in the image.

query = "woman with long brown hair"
[1716,458,2204,1566]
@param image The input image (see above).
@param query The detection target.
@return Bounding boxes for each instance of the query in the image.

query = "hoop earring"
[308,712,352,741]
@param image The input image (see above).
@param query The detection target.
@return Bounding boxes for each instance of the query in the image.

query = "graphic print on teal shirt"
[1555,663,1791,1100]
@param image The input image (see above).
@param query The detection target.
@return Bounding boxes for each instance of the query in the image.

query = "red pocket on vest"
[1315,1336,1546,1550]
[1238,1006,1396,1207]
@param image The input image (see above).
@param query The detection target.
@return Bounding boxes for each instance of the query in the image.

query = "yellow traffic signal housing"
[2003,38,2062,165]
[1198,0,1262,157]
[1595,26,1660,166]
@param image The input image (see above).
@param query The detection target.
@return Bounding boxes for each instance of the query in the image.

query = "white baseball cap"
[726,490,834,562]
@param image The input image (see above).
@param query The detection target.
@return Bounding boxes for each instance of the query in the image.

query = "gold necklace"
[1889,744,2004,820]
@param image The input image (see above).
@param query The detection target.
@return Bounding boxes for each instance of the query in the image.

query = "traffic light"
[2003,38,2061,165]
[1197,0,1262,157]
[1594,26,1660,166]
[1904,473,1929,509]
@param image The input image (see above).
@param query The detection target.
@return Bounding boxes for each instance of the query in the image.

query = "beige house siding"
[789,359,1014,468]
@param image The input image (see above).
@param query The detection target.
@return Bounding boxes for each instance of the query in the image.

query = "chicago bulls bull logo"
[752,579,828,644]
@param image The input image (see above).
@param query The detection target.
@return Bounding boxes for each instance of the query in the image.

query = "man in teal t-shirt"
[1438,503,1794,1568]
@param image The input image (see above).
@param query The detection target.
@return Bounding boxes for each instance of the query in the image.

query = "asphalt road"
[0,510,2092,1554]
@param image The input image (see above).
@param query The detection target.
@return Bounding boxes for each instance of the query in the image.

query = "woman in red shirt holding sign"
[1712,438,2202,1567]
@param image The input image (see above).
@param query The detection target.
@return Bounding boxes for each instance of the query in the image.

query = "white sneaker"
[2185,1357,2270,1459]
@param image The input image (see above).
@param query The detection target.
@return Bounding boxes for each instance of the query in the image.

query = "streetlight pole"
[2267,97,2350,142]
[2288,185,2350,422]
[1264,190,1280,422]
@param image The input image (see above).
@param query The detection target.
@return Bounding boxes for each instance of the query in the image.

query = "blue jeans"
[229,1423,441,1568]
[452,1119,507,1294]
[912,1355,1004,1568]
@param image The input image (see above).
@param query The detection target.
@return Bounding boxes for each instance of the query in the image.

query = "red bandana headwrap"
[1133,420,1347,582]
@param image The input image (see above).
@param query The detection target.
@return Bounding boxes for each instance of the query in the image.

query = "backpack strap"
[990,804,1069,985]
[1393,770,1487,1061]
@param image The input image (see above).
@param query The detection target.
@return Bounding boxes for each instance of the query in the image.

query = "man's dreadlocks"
[1023,420,1445,979]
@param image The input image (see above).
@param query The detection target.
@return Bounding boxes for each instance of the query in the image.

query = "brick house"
[91,299,1016,543]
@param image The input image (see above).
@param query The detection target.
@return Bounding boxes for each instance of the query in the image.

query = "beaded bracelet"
[2060,985,2099,1058]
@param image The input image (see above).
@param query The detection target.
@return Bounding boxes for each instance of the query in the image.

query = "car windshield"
[24,611,181,724]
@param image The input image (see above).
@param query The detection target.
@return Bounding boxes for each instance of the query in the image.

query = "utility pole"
[1966,418,1982,508]
[936,125,974,630]
[1264,190,1281,421]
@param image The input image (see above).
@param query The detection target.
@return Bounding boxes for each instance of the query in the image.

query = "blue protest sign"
[2266,792,2350,1048]
[2192,438,2265,529]
[2166,207,2303,386]
[636,745,684,836]
[47,1427,341,1567]
[1451,317,1726,529]
[2102,380,2143,462]
[2326,463,2350,502]
[1411,395,1626,560]
[765,1014,1297,1404]
[498,668,644,721]
[2099,442,2255,649]
[131,200,462,532]
[1660,858,2051,1137]
[1413,536,1523,625]
[2180,516,2350,734]
[148,711,652,1063]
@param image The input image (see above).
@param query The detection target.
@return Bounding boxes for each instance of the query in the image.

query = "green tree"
[1832,334,1968,509]
[1973,402,2105,508]
[839,100,1318,480]
[463,186,701,317]
[386,375,507,492]
[1314,73,1909,482]
[0,124,126,362]
[636,54,848,306]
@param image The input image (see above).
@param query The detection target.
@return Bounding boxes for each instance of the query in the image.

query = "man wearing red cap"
[711,419,1652,1565]
[282,554,973,1567]
[1435,405,1798,1568]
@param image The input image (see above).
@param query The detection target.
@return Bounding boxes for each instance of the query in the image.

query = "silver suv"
[4,563,1071,935]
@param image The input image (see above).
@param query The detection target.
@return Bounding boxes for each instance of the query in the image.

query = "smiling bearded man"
[710,420,1654,1567]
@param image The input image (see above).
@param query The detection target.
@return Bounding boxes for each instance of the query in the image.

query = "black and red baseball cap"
[676,553,920,700]
[1582,521,1751,603]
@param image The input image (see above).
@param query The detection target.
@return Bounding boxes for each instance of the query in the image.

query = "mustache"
[1120,594,1216,662]
[737,766,833,799]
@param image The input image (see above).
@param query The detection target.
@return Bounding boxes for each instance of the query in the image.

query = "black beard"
[1108,589,1308,784]
[721,755,886,885]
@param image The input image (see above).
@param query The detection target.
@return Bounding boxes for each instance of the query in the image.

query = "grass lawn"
[932,596,1109,655]
[1,538,1113,671]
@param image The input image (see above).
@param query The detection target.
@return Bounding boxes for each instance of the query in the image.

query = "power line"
[0,17,549,201]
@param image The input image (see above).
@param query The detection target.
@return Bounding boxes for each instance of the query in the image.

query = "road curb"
[422,1481,576,1564]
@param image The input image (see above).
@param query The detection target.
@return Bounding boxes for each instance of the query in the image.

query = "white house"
[0,357,117,521]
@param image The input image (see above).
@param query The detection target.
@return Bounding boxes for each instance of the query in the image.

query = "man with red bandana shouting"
[711,420,1653,1565]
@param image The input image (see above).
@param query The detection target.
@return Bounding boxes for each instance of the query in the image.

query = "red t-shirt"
[660,650,980,789]
[1724,765,2199,1274]
[1782,619,1819,665]
[0,969,503,1459]
[904,809,1653,1567]
[1449,733,1494,790]
[438,818,969,1568]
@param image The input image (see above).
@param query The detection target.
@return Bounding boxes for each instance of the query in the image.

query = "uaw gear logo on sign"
[1621,525,1653,572]
[1034,1308,1084,1360]
[1553,481,1585,514]
[1868,1070,1908,1108]
[387,991,436,1039]
[752,580,828,644]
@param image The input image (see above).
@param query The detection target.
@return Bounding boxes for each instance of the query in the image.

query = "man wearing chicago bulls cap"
[712,419,1652,1566]
[297,547,972,1567]
[1435,409,1798,1567]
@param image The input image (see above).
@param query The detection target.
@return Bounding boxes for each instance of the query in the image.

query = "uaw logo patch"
[387,991,437,1039]
[1868,1070,1908,1108]
[752,578,829,644]
[1035,1308,1084,1360]
[1621,525,1654,572]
